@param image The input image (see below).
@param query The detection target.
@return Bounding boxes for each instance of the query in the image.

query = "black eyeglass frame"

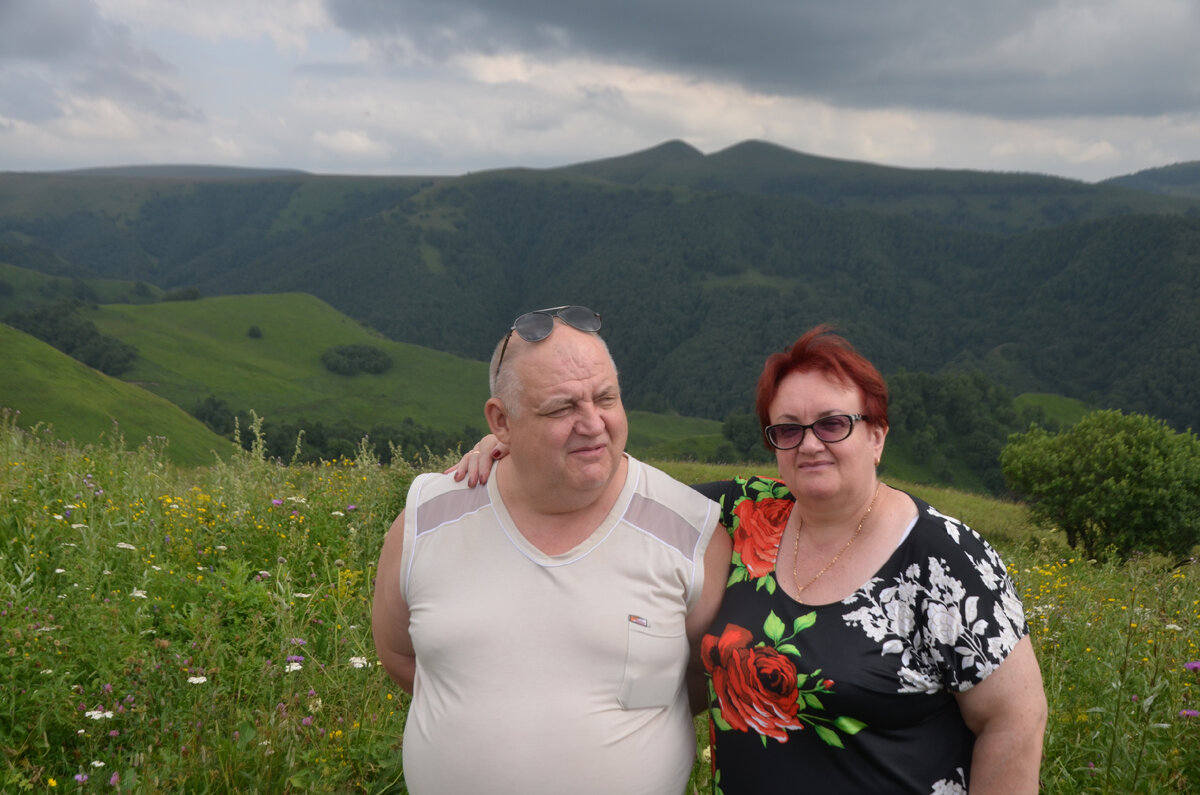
[763,413,868,450]
[493,305,603,378]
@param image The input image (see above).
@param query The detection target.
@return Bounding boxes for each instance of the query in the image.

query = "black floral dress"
[696,477,1028,795]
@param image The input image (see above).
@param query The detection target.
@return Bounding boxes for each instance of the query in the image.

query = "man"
[372,305,730,795]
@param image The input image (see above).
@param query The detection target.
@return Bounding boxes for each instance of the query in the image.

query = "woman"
[450,325,1047,794]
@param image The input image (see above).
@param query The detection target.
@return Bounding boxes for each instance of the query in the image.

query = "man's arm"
[372,510,417,694]
[954,635,1047,793]
[685,522,731,714]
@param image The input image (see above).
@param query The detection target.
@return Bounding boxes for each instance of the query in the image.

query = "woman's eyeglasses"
[494,305,602,377]
[763,414,867,450]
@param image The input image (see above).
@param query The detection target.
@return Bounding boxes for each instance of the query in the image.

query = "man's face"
[491,326,628,498]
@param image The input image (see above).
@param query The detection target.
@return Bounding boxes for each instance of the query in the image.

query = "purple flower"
[290,638,306,646]
[109,771,120,787]
[347,504,357,511]
[272,498,284,506]
[286,655,305,663]
[1181,709,1200,718]
[301,715,313,726]
[75,773,88,783]
[1185,660,1200,672]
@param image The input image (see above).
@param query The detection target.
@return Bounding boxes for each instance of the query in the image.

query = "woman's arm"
[953,635,1047,793]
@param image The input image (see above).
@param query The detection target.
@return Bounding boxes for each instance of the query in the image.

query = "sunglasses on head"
[494,305,603,377]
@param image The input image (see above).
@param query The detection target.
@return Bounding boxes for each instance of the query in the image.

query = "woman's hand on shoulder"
[444,434,507,487]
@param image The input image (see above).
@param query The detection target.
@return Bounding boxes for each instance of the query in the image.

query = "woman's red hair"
[754,325,889,449]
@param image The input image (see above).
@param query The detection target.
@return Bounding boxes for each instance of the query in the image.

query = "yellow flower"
[49,779,57,787]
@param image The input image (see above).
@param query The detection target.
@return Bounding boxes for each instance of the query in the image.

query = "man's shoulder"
[406,472,493,536]
[629,456,714,509]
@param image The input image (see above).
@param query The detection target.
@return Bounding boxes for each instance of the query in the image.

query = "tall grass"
[2,424,1197,792]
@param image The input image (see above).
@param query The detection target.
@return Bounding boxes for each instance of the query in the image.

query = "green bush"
[320,344,391,376]
[1001,410,1200,560]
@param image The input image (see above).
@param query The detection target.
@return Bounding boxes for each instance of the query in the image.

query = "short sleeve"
[915,503,1029,691]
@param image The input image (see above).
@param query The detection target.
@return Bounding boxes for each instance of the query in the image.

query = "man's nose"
[575,402,605,434]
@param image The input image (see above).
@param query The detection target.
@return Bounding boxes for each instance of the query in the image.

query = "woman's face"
[767,369,886,505]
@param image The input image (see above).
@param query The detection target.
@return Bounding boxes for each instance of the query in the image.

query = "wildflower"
[71,523,87,529]
[302,716,314,726]
[1186,661,1200,672]
[285,662,302,672]
[349,656,368,668]
[290,638,307,646]
[109,772,120,787]
[48,778,56,787]
[115,542,136,550]
[55,569,66,574]
[271,499,284,506]
[1165,623,1184,631]
[41,669,53,674]
[131,589,147,599]
[91,760,105,768]
[294,592,311,599]
[331,510,344,517]
[74,774,87,783]
[347,504,357,511]
[187,676,207,684]
[85,710,114,720]
[1181,709,1200,718]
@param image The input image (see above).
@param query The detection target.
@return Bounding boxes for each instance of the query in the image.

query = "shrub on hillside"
[163,286,201,301]
[1001,410,1200,560]
[3,298,138,375]
[320,344,391,376]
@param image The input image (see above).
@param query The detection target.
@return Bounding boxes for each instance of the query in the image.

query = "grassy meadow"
[2,416,1198,793]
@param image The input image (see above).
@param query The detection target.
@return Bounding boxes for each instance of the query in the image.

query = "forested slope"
[2,140,1199,431]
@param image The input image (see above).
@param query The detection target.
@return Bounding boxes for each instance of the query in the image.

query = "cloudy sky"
[1,0,1199,182]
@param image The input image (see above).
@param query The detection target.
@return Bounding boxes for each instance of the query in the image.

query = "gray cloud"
[0,0,201,123]
[322,0,1200,118]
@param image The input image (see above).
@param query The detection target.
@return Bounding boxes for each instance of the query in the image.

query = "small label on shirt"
[628,615,648,627]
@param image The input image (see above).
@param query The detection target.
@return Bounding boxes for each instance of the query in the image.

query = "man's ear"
[485,397,512,444]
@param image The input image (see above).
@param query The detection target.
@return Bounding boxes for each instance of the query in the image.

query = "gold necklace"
[792,482,883,596]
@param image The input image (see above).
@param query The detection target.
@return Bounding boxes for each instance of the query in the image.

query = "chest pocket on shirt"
[618,618,688,709]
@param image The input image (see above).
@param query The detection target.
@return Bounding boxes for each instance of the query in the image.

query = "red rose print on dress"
[702,624,803,742]
[732,497,790,579]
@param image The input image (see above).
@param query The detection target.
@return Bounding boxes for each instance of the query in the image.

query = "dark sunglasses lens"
[512,312,556,342]
[767,424,804,449]
[557,305,601,332]
[813,416,852,441]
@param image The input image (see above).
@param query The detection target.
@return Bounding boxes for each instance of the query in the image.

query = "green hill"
[0,323,234,466]
[91,292,490,434]
[4,139,1200,436]
[1103,161,1200,199]
[88,292,721,455]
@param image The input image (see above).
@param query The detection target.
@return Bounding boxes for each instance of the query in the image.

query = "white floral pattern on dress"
[841,505,1025,694]
[930,768,968,794]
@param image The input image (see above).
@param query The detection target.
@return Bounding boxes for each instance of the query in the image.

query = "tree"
[320,344,391,375]
[1001,410,1200,560]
